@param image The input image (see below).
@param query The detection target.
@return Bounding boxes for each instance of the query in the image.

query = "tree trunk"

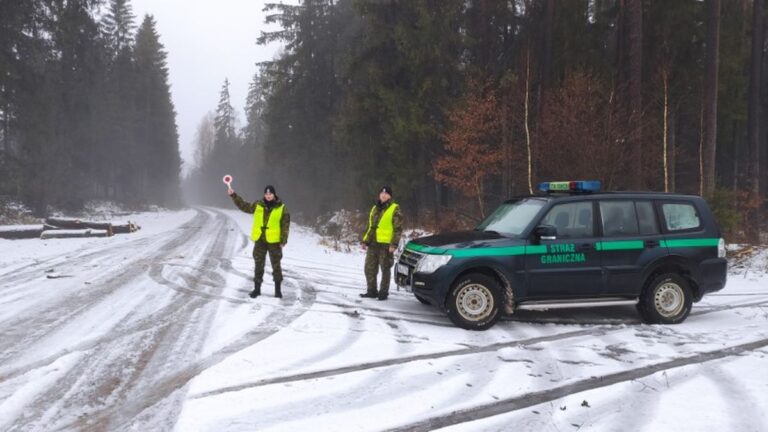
[45,217,113,234]
[748,0,765,237]
[733,120,740,191]
[502,83,511,198]
[112,222,140,234]
[662,69,670,192]
[703,0,721,197]
[40,229,111,240]
[669,109,677,192]
[0,225,44,240]
[628,0,643,189]
[525,48,533,195]
[700,106,706,196]
[540,0,554,92]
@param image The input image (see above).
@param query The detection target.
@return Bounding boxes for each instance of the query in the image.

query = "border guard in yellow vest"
[361,186,403,300]
[229,185,290,298]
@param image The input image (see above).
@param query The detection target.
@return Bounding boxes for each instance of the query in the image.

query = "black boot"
[249,282,261,298]
[274,280,282,298]
[359,291,378,298]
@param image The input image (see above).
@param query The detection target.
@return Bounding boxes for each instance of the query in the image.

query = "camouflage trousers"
[364,243,394,296]
[253,241,283,283]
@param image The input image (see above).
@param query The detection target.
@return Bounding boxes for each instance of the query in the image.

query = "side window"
[635,201,659,235]
[662,203,701,231]
[541,202,594,238]
[600,201,640,237]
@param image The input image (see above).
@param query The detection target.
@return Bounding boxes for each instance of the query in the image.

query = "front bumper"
[396,250,453,307]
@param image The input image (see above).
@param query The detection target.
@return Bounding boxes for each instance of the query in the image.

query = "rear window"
[661,203,701,231]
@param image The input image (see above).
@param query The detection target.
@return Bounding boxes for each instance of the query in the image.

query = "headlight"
[415,254,452,274]
[718,238,726,258]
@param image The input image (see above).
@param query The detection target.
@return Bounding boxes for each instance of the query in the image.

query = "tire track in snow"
[0,210,211,365]
[691,299,768,316]
[72,277,318,431]
[56,208,319,431]
[2,208,253,431]
[3,209,224,431]
[191,327,601,399]
[192,294,768,403]
[384,337,768,432]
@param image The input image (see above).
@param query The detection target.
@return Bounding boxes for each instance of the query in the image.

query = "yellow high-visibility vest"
[252,203,284,243]
[364,202,398,244]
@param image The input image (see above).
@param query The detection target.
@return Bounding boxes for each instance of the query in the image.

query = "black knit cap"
[380,185,393,196]
[264,185,276,195]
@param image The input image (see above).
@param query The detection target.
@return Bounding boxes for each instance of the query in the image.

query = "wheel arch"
[642,256,702,301]
[449,266,514,313]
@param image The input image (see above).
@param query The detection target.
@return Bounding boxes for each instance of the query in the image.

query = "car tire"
[414,294,431,305]
[637,273,693,324]
[446,273,502,330]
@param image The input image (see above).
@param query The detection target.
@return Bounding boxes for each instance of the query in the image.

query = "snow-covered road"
[1,207,767,431]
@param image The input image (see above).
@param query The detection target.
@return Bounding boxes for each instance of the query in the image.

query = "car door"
[525,200,603,299]
[599,200,668,296]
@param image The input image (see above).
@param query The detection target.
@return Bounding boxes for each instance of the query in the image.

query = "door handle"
[645,240,660,248]
[576,243,593,252]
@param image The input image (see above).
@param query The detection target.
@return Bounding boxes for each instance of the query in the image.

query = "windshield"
[475,198,547,236]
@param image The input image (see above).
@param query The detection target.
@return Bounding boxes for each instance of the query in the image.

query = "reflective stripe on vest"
[251,203,284,243]
[363,202,398,244]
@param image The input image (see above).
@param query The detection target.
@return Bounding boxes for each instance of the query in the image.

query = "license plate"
[396,263,409,276]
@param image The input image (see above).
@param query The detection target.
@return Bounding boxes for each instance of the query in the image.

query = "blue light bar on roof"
[538,180,602,193]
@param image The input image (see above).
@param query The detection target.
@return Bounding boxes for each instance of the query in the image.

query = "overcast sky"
[130,0,284,175]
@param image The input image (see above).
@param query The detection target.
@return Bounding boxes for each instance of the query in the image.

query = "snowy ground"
[0,207,767,432]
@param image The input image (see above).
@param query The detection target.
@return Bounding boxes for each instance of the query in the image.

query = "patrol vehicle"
[396,181,727,330]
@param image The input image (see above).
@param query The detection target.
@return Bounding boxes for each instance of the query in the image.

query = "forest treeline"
[0,0,181,215]
[2,1,766,240]
[186,0,767,240]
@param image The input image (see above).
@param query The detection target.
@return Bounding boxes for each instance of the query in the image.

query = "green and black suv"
[396,181,727,330]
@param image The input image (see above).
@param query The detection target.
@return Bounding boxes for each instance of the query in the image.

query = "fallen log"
[45,218,113,236]
[40,229,110,240]
[0,225,44,240]
[112,222,138,234]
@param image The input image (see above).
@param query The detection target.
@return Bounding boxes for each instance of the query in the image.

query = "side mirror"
[534,225,557,241]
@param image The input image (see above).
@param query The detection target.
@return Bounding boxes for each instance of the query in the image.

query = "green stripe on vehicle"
[447,246,527,257]
[405,237,720,258]
[596,240,645,251]
[660,238,720,248]
[525,245,548,254]
[406,243,547,257]
[405,243,448,254]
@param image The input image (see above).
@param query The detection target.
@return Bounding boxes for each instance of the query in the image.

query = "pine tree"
[258,0,345,214]
[102,0,136,55]
[214,78,236,146]
[135,14,181,206]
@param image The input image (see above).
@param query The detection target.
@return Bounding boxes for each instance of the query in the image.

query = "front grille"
[396,248,424,288]
[399,248,424,268]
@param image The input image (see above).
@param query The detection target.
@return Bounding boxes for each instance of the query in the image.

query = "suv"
[396,181,727,330]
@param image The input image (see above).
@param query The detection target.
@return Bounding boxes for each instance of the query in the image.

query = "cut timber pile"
[0,217,140,240]
[40,229,110,240]
[45,217,113,231]
[0,225,44,239]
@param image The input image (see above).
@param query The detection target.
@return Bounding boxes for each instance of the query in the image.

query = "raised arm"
[230,192,256,214]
